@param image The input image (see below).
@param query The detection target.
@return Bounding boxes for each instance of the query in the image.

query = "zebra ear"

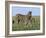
[27,11,32,15]
[29,11,32,14]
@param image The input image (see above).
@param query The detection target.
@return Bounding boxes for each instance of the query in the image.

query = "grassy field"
[12,16,40,31]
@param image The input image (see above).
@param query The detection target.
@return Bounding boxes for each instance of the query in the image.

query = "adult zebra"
[16,11,32,25]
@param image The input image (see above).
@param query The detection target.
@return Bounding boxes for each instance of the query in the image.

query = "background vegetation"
[12,16,40,31]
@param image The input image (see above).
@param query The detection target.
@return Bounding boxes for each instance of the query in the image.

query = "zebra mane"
[16,11,32,16]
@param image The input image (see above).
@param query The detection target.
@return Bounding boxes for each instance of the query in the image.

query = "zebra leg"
[18,19,20,24]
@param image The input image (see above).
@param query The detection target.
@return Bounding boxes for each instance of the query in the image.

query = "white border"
[9,4,43,34]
